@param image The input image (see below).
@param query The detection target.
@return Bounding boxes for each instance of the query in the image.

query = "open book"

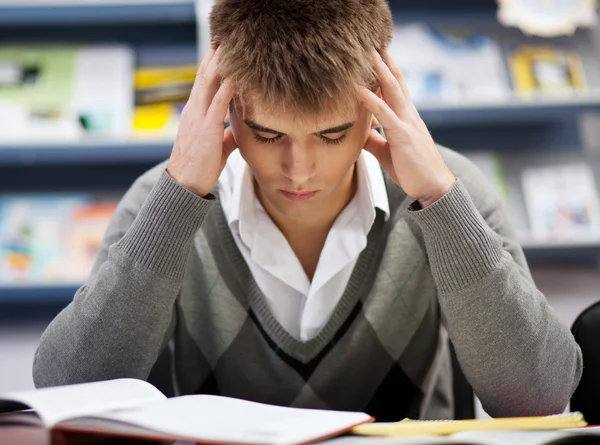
[0,378,372,445]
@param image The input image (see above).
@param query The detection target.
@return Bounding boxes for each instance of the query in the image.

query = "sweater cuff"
[117,170,215,279]
[408,178,504,294]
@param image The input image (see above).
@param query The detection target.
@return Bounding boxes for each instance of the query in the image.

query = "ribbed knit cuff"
[408,179,504,294]
[117,170,215,279]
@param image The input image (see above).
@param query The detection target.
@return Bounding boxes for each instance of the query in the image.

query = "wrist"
[165,166,213,198]
[417,175,456,209]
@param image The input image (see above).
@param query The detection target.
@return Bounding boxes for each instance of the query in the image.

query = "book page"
[0,378,165,427]
[71,395,372,445]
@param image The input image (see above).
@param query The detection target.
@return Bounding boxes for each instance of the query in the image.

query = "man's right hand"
[167,46,237,197]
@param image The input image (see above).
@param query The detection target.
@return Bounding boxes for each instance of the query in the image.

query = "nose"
[282,141,316,184]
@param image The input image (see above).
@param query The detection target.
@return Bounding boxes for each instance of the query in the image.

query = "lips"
[279,190,318,201]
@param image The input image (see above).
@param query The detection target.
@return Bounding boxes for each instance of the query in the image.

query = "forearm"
[33,171,214,387]
[409,179,582,417]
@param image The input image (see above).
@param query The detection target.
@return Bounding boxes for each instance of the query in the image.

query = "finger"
[372,49,408,117]
[206,79,236,126]
[383,49,412,102]
[197,45,217,77]
[357,86,406,135]
[189,46,222,119]
[190,46,216,99]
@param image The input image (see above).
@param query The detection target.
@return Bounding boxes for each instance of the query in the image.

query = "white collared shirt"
[218,150,390,341]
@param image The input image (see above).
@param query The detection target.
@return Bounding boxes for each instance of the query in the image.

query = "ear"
[370,114,380,128]
[225,105,231,124]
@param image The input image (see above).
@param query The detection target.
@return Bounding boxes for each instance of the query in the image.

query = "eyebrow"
[244,120,355,136]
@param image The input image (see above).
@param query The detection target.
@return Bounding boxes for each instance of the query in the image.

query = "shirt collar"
[358,150,390,222]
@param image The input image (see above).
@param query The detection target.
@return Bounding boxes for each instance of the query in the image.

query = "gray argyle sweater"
[33,147,582,420]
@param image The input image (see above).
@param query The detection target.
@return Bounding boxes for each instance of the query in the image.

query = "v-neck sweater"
[33,146,582,420]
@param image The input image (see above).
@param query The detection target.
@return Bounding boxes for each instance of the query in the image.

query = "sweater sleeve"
[407,148,582,418]
[33,163,215,388]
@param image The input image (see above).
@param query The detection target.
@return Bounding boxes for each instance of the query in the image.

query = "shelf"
[0,285,78,304]
[0,1,196,26]
[1,94,598,168]
[0,138,173,166]
[521,239,600,251]
[3,238,600,304]
[417,94,600,126]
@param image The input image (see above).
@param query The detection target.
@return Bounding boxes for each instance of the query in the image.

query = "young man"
[34,0,581,420]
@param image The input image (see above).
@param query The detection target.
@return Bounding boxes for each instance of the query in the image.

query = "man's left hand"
[357,49,456,208]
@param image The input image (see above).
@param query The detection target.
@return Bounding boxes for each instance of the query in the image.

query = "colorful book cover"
[521,164,600,242]
[389,24,510,104]
[132,65,195,136]
[0,195,116,286]
[509,45,587,96]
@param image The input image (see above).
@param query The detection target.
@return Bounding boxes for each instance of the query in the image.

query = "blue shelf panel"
[0,140,173,166]
[1,240,598,306]
[0,2,195,26]
[0,285,77,304]
[418,97,600,127]
[524,245,600,267]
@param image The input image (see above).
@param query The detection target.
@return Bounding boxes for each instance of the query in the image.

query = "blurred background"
[1,0,600,412]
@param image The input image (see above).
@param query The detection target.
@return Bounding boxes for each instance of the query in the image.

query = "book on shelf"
[521,163,600,243]
[389,24,510,104]
[132,64,196,138]
[0,193,117,286]
[0,378,372,445]
[0,45,134,143]
[508,45,588,97]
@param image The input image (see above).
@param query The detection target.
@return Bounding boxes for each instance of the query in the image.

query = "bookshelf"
[0,1,196,26]
[0,139,174,166]
[2,0,600,308]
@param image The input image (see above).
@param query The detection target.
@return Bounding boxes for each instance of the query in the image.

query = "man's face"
[228,99,374,223]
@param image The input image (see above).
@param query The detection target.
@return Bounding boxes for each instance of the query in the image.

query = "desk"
[0,429,388,445]
[0,427,178,445]
[0,427,49,445]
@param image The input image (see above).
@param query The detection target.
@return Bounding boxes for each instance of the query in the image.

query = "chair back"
[571,301,600,425]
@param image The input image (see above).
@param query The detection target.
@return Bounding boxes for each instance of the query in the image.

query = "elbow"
[32,331,71,389]
[32,344,52,388]
[482,343,583,418]
[31,339,66,389]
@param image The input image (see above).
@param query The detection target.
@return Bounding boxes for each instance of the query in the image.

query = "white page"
[73,45,134,137]
[1,378,165,427]
[83,394,371,445]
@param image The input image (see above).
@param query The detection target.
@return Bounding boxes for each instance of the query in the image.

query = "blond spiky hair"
[210,0,393,115]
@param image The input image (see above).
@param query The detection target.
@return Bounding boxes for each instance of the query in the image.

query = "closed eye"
[319,133,347,145]
[253,133,348,146]
[254,133,282,144]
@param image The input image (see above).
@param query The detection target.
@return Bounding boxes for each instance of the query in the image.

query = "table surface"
[4,426,600,445]
[0,428,398,445]
[0,427,179,445]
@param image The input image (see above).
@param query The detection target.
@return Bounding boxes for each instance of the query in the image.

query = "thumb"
[364,127,388,158]
[364,128,395,180]
[222,125,238,158]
